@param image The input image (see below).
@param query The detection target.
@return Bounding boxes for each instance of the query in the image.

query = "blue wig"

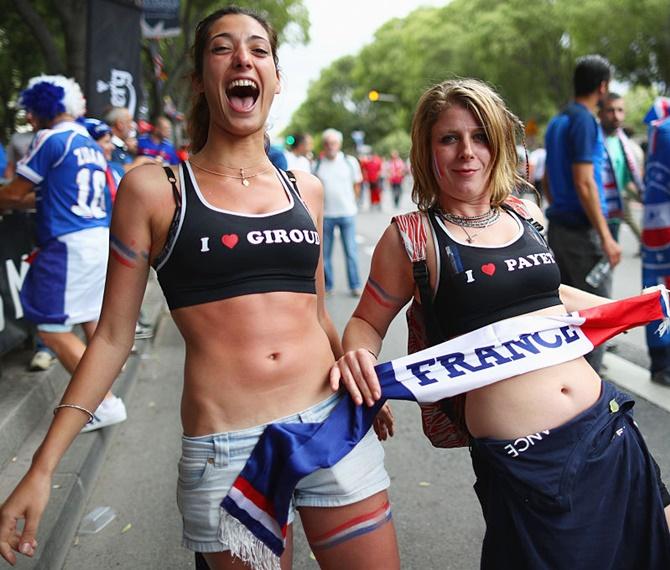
[19,75,86,120]
[20,82,66,121]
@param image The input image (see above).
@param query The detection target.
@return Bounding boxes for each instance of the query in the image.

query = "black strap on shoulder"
[285,169,302,197]
[501,202,546,241]
[163,166,181,208]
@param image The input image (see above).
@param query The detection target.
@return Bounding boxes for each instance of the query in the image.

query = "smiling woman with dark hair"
[0,7,400,570]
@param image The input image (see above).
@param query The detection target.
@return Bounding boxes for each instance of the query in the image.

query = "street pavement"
[59,190,669,569]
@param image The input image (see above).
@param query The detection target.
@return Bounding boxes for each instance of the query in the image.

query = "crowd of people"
[0,5,669,570]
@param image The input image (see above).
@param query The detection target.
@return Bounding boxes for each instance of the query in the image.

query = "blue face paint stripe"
[110,234,138,259]
[311,511,392,550]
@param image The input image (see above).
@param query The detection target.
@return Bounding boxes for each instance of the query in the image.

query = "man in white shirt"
[313,128,363,296]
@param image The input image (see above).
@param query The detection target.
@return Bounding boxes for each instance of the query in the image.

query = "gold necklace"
[190,159,273,187]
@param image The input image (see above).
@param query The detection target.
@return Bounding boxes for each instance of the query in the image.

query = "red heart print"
[481,263,496,276]
[221,234,239,249]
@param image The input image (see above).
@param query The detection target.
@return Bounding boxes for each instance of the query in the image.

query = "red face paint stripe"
[311,503,392,549]
[311,501,390,542]
[365,283,396,309]
[111,249,136,268]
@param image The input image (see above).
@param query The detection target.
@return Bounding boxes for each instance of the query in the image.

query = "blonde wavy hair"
[410,78,530,211]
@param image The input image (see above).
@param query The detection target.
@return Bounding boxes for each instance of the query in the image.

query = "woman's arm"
[0,165,167,564]
[293,171,343,358]
[330,222,415,406]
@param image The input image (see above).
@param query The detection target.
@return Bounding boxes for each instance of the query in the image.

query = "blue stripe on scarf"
[222,497,285,556]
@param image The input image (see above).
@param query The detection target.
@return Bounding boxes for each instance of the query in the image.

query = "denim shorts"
[177,392,390,553]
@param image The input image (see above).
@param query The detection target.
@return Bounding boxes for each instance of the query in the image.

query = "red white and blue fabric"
[644,97,670,126]
[219,288,670,570]
[642,103,670,357]
[601,127,644,219]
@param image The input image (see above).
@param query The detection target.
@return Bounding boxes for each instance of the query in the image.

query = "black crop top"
[155,162,320,310]
[428,209,562,338]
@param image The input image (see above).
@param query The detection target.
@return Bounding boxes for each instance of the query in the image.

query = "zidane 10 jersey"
[17,121,110,245]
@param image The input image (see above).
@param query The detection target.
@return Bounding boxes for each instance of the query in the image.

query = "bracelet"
[366,348,378,360]
[53,403,94,423]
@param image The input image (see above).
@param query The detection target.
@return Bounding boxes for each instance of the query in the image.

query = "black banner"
[0,213,35,356]
[142,0,181,39]
[86,0,142,118]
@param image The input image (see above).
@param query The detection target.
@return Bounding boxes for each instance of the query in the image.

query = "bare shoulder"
[289,170,323,214]
[117,162,177,209]
[290,170,322,199]
[521,198,546,226]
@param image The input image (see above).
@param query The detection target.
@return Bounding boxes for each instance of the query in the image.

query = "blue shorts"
[470,381,670,569]
[177,392,390,553]
[20,227,108,325]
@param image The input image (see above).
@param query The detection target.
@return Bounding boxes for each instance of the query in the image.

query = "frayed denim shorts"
[177,392,390,553]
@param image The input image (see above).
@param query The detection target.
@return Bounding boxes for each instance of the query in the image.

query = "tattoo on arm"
[365,277,406,309]
[110,234,149,268]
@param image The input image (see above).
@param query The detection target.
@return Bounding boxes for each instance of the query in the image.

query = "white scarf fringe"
[219,508,281,570]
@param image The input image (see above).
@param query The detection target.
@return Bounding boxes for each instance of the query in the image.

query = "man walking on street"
[314,128,363,296]
[599,92,644,242]
[545,54,620,373]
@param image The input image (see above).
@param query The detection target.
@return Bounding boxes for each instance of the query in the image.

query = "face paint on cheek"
[433,152,443,179]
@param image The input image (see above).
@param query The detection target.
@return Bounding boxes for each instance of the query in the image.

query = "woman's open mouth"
[226,79,260,113]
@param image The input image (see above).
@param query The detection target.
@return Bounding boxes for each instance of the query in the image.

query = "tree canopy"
[285,0,670,153]
[0,0,309,142]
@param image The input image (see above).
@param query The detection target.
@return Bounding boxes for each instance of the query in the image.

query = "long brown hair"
[187,6,279,153]
[410,78,530,211]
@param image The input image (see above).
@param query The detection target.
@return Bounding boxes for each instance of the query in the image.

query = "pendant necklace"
[437,207,500,244]
[190,159,273,187]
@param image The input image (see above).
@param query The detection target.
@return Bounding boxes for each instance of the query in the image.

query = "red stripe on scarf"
[233,477,278,520]
[578,290,667,347]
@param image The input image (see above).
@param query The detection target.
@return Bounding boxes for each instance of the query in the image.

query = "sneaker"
[80,396,127,433]
[134,322,154,340]
[29,349,56,372]
[350,289,362,297]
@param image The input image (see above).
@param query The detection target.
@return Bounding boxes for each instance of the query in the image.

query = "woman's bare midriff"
[464,304,602,440]
[172,292,335,436]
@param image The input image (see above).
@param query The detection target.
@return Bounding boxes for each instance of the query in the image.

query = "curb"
[604,351,670,413]
[0,282,167,569]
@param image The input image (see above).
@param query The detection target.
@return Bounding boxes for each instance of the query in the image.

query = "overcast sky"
[267,0,446,139]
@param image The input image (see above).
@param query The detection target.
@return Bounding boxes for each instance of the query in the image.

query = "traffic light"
[368,90,380,102]
[285,135,295,146]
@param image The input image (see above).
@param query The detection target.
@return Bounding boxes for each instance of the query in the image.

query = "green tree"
[0,0,309,140]
[285,0,670,149]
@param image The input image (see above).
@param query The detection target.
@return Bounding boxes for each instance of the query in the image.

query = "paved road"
[62,191,669,569]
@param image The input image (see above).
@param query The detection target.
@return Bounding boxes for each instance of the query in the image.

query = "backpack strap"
[393,212,444,345]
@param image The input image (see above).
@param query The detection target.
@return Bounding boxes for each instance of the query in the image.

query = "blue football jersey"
[17,121,110,244]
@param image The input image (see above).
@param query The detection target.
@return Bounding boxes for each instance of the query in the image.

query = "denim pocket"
[178,455,214,491]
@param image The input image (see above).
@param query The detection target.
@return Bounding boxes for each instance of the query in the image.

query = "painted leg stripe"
[311,502,392,549]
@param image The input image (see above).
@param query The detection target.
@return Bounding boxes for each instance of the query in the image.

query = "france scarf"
[220,288,670,570]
